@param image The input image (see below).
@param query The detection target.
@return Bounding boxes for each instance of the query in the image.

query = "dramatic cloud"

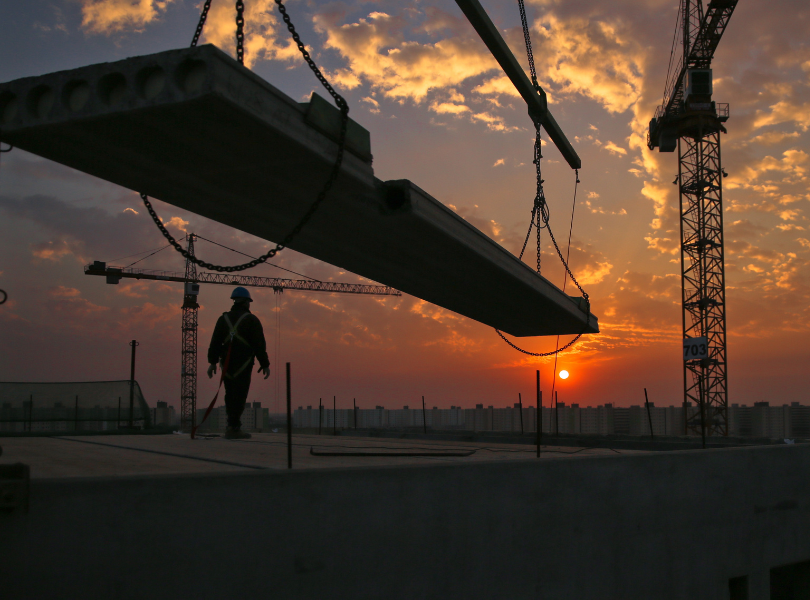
[200,0,300,68]
[524,12,645,114]
[80,0,175,34]
[4,0,810,408]
[314,10,498,102]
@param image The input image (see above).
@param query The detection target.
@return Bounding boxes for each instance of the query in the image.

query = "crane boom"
[85,262,402,296]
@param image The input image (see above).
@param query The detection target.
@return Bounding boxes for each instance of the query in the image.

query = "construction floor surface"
[0,433,647,479]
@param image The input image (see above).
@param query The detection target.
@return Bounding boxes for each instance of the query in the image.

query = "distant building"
[290,402,810,439]
[151,401,177,428]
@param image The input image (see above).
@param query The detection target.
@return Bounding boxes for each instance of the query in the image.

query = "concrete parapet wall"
[2,445,809,599]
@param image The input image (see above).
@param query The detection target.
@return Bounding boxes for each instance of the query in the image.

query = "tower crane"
[86,234,401,431]
[648,0,738,437]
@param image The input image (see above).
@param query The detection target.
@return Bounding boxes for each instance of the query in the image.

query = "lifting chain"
[143,0,349,273]
[518,0,541,92]
[235,0,245,65]
[495,170,591,357]
[494,2,590,357]
[190,0,212,47]
[534,124,546,275]
[274,0,348,112]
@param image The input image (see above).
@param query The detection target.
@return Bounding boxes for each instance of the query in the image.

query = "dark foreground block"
[0,44,597,336]
[0,445,807,599]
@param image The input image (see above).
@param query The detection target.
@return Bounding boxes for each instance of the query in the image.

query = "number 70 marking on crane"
[683,337,708,360]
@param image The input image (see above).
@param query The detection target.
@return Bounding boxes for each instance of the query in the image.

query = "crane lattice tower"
[180,234,199,432]
[649,0,738,436]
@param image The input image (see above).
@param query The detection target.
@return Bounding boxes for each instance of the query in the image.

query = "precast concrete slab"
[0,45,597,336]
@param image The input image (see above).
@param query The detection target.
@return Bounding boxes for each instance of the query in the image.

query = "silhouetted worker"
[207,287,270,439]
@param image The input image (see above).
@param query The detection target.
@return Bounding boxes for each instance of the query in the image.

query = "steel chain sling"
[494,0,590,357]
[142,0,350,273]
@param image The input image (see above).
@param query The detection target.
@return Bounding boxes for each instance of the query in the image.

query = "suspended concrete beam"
[0,44,597,337]
[454,0,581,170]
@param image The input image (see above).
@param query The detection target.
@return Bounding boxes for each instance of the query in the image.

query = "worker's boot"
[224,426,252,440]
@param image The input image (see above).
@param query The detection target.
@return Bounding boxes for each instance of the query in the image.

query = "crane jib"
[84,262,402,296]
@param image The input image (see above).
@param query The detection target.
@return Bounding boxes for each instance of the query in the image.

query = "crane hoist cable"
[494,0,590,357]
[141,0,350,273]
[104,243,174,265]
[123,243,172,268]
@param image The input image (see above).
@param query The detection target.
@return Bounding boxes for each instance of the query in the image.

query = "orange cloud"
[46,286,109,322]
[313,10,498,102]
[752,100,810,132]
[641,180,677,241]
[80,0,175,35]
[525,12,644,114]
[31,239,81,262]
[200,0,299,68]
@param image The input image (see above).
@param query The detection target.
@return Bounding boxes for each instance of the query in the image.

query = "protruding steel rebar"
[128,340,139,429]
[422,396,427,434]
[518,393,524,435]
[644,388,655,441]
[536,371,541,458]
[286,363,292,469]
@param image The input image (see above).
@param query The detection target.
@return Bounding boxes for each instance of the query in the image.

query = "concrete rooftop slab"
[0,433,642,479]
[0,44,597,336]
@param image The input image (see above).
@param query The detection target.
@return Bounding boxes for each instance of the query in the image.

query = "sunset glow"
[559,370,570,380]
[1,1,808,411]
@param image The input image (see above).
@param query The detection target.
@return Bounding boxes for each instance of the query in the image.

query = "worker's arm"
[247,315,271,371]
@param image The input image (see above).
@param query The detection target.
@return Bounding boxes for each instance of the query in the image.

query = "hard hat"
[230,287,252,301]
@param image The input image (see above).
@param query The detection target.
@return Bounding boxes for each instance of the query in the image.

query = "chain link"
[518,0,540,91]
[190,0,212,47]
[143,0,350,273]
[274,0,349,113]
[517,204,536,261]
[235,0,245,65]
[493,2,590,357]
[496,150,590,355]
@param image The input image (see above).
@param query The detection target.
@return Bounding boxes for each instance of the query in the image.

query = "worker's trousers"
[223,371,252,430]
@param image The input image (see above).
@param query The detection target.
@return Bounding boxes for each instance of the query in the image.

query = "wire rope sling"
[494,0,591,357]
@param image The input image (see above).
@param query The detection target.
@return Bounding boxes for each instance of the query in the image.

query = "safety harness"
[221,312,253,379]
[191,311,253,439]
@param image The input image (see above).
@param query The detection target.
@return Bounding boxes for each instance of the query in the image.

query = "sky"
[1,0,809,414]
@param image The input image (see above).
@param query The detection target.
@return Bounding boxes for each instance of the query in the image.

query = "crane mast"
[649,0,738,437]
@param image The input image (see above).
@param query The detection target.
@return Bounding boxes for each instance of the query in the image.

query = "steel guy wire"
[123,243,172,268]
[105,243,174,265]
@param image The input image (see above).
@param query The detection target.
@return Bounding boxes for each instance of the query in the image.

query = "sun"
[559,370,569,380]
